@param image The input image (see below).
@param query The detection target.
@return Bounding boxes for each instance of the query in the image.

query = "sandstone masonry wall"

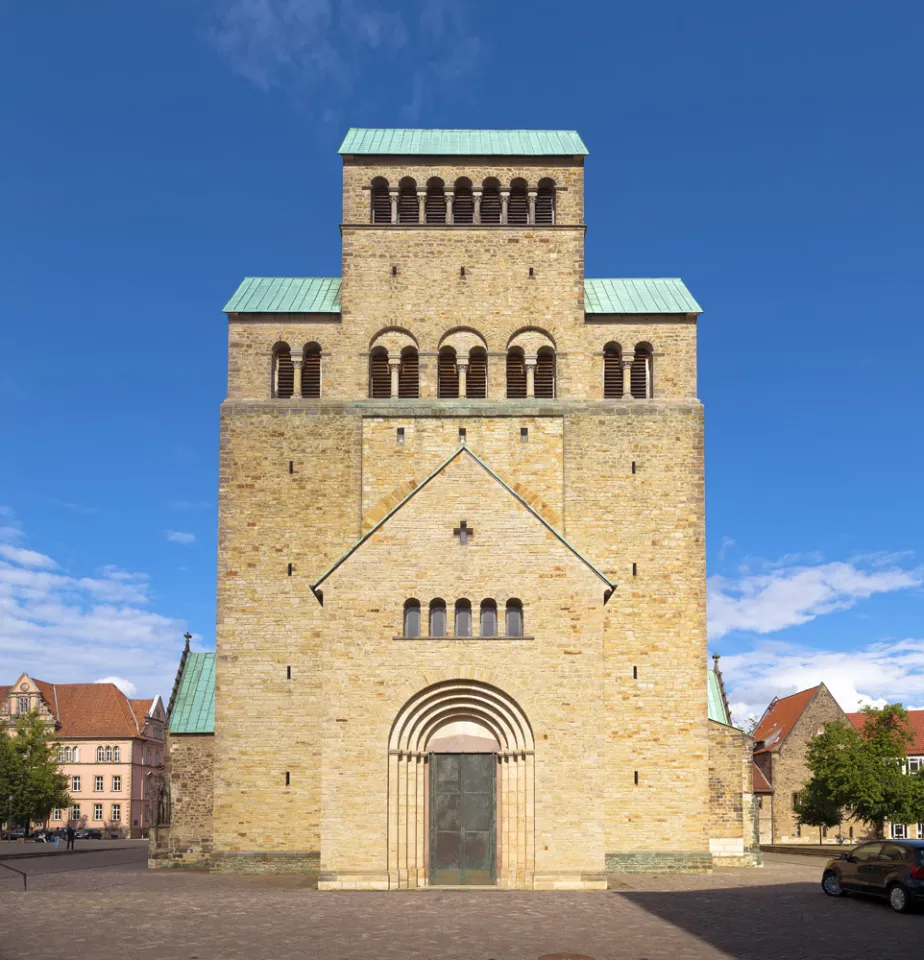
[707,720,761,866]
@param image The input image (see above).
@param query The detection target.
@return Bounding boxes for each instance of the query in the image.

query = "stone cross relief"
[453,520,474,545]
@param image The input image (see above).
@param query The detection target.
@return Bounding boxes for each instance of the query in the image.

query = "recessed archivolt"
[370,326,418,357]
[438,326,488,355]
[507,326,556,354]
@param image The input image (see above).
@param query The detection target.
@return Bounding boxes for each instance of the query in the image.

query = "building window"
[603,342,623,397]
[506,348,527,399]
[908,756,923,774]
[534,347,556,399]
[371,176,391,223]
[891,823,908,840]
[480,599,497,637]
[112,746,120,762]
[106,746,112,762]
[480,178,501,224]
[18,695,29,714]
[535,178,556,225]
[507,178,529,225]
[505,599,523,637]
[429,599,447,638]
[64,746,72,762]
[398,177,418,223]
[631,343,653,399]
[454,599,472,637]
[53,808,62,821]
[57,747,65,762]
[302,343,322,398]
[398,347,419,399]
[918,823,924,840]
[95,776,104,792]
[369,347,390,398]
[425,177,446,224]
[111,804,121,822]
[438,347,459,399]
[97,747,104,762]
[467,348,487,399]
[71,805,80,822]
[93,804,103,821]
[112,776,121,792]
[403,599,421,638]
[72,776,81,792]
[272,342,294,399]
[453,177,474,224]
[72,747,79,762]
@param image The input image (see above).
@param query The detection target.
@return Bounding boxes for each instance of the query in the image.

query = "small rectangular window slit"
[459,427,466,443]
[631,461,636,474]
[634,771,639,785]
[289,460,294,474]
[632,563,637,577]
[633,666,638,679]
[528,267,534,277]
[460,266,465,277]
[286,666,291,680]
[391,265,397,276]
[285,772,290,786]
[287,563,293,577]
[397,427,405,444]
[520,427,528,442]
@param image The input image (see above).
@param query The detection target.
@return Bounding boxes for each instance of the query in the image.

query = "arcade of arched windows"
[603,342,653,399]
[272,342,323,399]
[370,176,556,225]
[402,598,525,639]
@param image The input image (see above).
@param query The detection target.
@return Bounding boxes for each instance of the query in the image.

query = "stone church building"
[151,129,758,887]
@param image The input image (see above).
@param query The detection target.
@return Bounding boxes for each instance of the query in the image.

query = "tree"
[802,705,924,838]
[4,712,70,830]
[794,778,843,843]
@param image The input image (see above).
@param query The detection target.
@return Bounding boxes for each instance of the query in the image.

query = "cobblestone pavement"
[0,853,918,960]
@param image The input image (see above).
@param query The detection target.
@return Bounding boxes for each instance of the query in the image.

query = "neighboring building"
[752,684,868,844]
[1,673,165,837]
[152,127,753,888]
[706,656,761,866]
[847,709,924,842]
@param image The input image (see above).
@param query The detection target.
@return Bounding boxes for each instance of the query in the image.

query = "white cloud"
[167,500,212,511]
[166,530,196,545]
[0,545,58,570]
[720,638,924,726]
[708,558,922,639]
[95,676,138,699]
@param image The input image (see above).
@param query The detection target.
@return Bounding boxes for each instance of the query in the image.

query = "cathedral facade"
[156,130,748,888]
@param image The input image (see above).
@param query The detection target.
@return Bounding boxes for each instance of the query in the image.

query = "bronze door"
[429,753,496,885]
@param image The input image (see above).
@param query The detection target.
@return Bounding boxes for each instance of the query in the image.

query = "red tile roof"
[753,686,820,754]
[129,698,153,732]
[30,680,142,738]
[0,686,10,703]
[846,710,924,755]
[752,762,773,793]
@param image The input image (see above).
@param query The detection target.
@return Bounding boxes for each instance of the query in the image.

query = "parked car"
[75,829,102,840]
[6,828,26,840]
[822,839,924,913]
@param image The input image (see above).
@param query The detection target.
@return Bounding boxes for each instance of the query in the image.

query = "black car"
[75,829,102,840]
[822,839,924,913]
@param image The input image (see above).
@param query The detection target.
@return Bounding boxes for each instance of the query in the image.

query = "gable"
[314,447,614,602]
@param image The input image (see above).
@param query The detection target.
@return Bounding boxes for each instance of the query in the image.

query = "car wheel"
[822,871,846,897]
[888,883,912,914]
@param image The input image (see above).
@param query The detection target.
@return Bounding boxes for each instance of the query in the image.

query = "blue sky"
[1,1,922,721]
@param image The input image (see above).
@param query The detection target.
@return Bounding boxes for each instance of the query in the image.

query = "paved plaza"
[0,846,917,959]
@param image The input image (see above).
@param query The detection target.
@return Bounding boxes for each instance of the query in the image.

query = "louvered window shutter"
[398,185,419,223]
[275,350,294,398]
[631,351,651,399]
[372,184,391,223]
[302,347,321,398]
[425,187,446,224]
[604,348,623,397]
[453,187,474,223]
[481,187,501,224]
[438,351,459,398]
[535,187,555,224]
[467,350,487,399]
[507,186,528,225]
[398,350,419,398]
[506,351,526,398]
[369,350,391,398]
[534,350,556,399]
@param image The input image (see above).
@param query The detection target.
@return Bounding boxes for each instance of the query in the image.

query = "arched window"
[369,347,391,398]
[506,347,527,398]
[453,177,473,224]
[535,178,556,225]
[57,747,65,762]
[425,178,446,224]
[508,178,528,225]
[535,347,556,399]
[97,746,104,762]
[371,177,391,224]
[272,343,294,399]
[481,178,501,224]
[631,343,653,399]
[603,342,623,398]
[404,599,421,638]
[113,746,120,762]
[105,746,112,762]
[429,599,447,638]
[438,347,459,399]
[467,347,487,399]
[398,346,419,399]
[73,747,79,762]
[302,343,321,398]
[506,599,523,637]
[65,747,72,762]
[480,599,497,637]
[398,177,418,224]
[455,599,472,637]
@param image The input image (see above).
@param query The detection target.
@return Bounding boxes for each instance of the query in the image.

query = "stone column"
[473,189,482,224]
[457,361,468,398]
[524,354,537,398]
[445,190,454,224]
[417,191,426,223]
[388,359,401,399]
[500,190,510,224]
[621,353,635,399]
[389,188,398,224]
[291,357,303,398]
[528,190,537,224]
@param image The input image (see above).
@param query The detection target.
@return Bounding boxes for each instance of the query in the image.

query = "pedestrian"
[65,825,75,851]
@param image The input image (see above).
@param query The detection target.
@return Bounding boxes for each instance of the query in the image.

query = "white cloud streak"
[0,545,58,570]
[166,531,196,545]
[95,676,138,698]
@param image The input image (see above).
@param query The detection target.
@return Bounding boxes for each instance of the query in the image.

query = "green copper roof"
[584,278,701,314]
[338,128,588,156]
[707,669,730,725]
[223,277,699,315]
[223,277,341,313]
[169,653,215,734]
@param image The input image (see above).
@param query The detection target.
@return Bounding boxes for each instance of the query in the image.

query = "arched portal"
[387,678,535,888]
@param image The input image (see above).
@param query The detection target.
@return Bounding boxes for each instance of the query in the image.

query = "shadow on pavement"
[619,881,918,960]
